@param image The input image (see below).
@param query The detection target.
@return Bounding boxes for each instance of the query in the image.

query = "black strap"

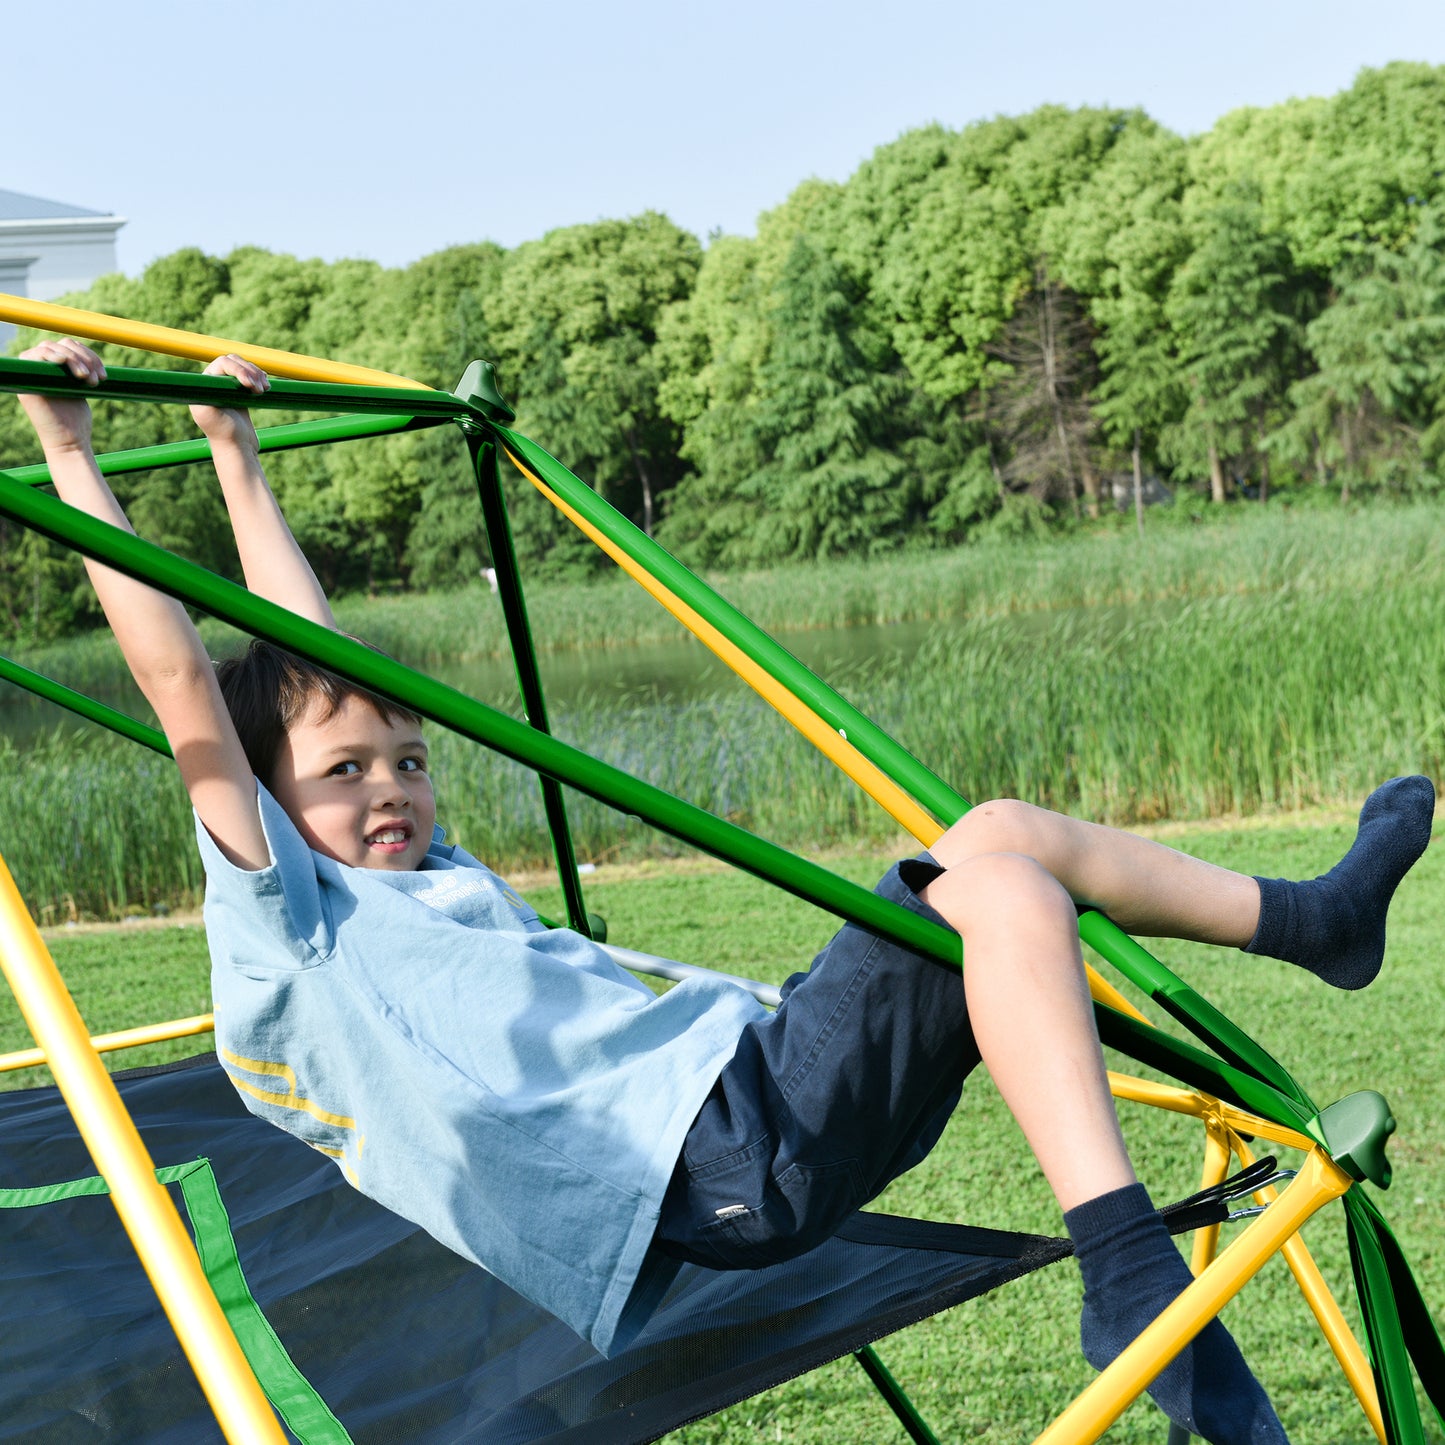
[839,1157,1279,1265]
[1158,1155,1282,1235]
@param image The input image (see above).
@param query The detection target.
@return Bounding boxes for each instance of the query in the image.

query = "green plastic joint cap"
[454,360,516,426]
[586,912,608,944]
[1315,1091,1396,1189]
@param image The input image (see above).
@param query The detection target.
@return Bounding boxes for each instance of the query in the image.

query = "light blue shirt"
[198,784,766,1354]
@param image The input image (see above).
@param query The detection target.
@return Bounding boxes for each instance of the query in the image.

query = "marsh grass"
[9,500,1445,684]
[5,502,1445,919]
[331,501,1445,661]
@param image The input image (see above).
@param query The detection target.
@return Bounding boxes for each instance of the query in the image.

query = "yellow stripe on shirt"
[220,1046,357,1131]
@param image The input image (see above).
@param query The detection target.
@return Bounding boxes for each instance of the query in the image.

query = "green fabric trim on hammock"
[0,1158,353,1443]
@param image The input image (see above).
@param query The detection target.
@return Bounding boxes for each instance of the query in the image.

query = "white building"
[0,188,126,347]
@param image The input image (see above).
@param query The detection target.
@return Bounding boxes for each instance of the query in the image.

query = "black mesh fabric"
[0,1054,1072,1444]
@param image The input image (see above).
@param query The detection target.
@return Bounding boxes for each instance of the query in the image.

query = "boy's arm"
[189,357,337,628]
[18,339,270,871]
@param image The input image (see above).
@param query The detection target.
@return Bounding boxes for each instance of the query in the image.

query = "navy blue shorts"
[652,856,981,1270]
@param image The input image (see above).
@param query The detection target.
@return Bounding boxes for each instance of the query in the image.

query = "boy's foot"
[1244,774,1434,990]
[1065,1184,1289,1445]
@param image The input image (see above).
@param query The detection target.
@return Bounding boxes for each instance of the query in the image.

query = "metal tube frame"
[1,411,446,489]
[0,854,285,1443]
[0,319,1439,1444]
[0,1012,216,1074]
[467,432,592,936]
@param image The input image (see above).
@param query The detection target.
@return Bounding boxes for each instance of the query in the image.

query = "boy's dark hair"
[216,638,422,785]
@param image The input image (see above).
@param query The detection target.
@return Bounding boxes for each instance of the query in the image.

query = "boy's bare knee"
[922,850,1072,936]
[933,798,1045,868]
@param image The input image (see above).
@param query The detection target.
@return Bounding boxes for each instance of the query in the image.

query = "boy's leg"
[931,800,1260,945]
[932,776,1434,988]
[920,852,1133,1209]
[924,853,1286,1443]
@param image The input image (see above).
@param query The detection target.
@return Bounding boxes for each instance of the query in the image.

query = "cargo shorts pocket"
[697,1156,868,1269]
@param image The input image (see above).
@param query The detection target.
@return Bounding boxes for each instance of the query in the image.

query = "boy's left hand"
[190,354,270,448]
[16,337,105,455]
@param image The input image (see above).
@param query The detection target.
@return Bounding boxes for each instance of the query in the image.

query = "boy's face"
[269,693,436,871]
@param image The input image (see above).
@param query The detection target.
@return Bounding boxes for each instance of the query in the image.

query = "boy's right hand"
[190,354,270,449]
[17,338,105,456]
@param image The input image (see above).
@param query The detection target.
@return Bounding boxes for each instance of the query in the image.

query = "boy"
[18,338,1435,1444]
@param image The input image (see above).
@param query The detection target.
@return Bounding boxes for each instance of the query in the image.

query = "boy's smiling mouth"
[365,824,413,853]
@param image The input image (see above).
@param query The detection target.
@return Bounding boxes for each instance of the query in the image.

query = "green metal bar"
[1078,913,1313,1108]
[1344,1189,1427,1444]
[1360,1196,1445,1426]
[468,433,591,937]
[853,1344,943,1445]
[0,356,475,422]
[1094,1005,1316,1136]
[497,426,967,824]
[0,652,170,755]
[497,427,1315,1104]
[1,412,448,488]
[0,469,960,966]
[0,384,1317,1112]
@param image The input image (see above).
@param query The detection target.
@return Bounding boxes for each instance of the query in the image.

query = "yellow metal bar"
[0,291,430,391]
[1189,1120,1234,1275]
[0,1012,215,1074]
[505,447,945,845]
[509,445,1149,1022]
[1085,969,1150,1022]
[1033,1147,1352,1445]
[1230,1136,1385,1442]
[1108,1073,1211,1116]
[1106,1072,1317,1152]
[0,856,285,1445]
[1103,1076,1380,1437]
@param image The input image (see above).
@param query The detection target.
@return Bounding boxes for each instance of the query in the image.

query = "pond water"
[0,614,950,749]
[430,614,945,705]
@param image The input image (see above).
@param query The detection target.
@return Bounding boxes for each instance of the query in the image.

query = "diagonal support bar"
[0,468,960,966]
[1034,1148,1354,1445]
[0,651,170,754]
[2,412,447,488]
[468,433,592,936]
[502,426,1314,1108]
[0,851,287,1444]
[0,290,429,390]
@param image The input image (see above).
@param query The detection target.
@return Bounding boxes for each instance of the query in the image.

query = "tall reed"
[6,560,1442,921]
[9,502,1444,690]
[2,730,203,923]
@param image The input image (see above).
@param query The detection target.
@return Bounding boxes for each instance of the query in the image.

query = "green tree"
[0,248,244,638]
[403,288,498,589]
[1189,63,1445,274]
[980,265,1102,516]
[1274,205,1445,498]
[663,237,954,564]
[656,184,849,537]
[1047,125,1192,516]
[1162,186,1304,501]
[846,107,1156,403]
[488,213,701,559]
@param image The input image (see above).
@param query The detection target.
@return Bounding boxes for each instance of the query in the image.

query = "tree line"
[4,61,1445,641]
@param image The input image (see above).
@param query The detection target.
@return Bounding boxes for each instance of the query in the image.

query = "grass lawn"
[1,814,1441,1442]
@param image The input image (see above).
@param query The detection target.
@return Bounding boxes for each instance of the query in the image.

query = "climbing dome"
[0,294,1440,1444]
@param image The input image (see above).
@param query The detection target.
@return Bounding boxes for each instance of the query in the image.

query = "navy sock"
[1064,1184,1288,1445]
[1244,775,1434,990]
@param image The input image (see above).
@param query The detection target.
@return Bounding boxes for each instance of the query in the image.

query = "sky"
[5,0,1445,276]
